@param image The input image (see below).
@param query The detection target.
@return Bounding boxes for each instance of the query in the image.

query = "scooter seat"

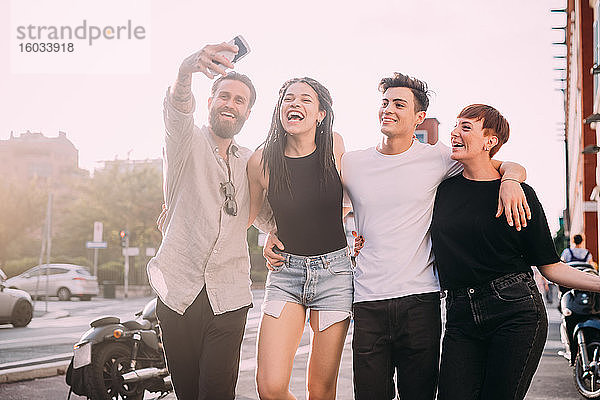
[90,316,120,327]
[123,320,152,330]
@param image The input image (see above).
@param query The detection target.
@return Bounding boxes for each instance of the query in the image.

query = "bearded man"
[147,42,257,400]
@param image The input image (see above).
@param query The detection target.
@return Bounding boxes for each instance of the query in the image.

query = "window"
[25,269,43,277]
[415,130,428,143]
[50,268,69,275]
[27,162,52,178]
[76,269,91,276]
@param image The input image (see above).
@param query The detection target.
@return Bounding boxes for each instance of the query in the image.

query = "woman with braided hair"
[247,77,353,400]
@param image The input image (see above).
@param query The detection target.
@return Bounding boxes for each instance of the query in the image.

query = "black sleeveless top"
[267,150,348,256]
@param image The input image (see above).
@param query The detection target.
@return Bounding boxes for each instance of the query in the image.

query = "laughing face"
[208,79,252,139]
[451,117,498,161]
[279,82,325,137]
[378,87,426,139]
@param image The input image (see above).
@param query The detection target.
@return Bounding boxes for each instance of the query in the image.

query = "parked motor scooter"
[65,298,171,400]
[559,262,600,398]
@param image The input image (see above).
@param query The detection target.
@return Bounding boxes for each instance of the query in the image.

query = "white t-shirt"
[341,140,462,303]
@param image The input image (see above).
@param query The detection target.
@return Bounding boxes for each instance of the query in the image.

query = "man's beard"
[209,107,247,139]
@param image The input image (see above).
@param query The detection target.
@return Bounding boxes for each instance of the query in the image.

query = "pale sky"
[1,0,567,232]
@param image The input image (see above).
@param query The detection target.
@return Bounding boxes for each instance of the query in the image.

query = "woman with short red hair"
[431,104,600,399]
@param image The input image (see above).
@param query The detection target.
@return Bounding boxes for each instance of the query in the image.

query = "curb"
[0,360,70,384]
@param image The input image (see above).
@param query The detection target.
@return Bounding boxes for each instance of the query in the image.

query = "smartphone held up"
[210,35,250,75]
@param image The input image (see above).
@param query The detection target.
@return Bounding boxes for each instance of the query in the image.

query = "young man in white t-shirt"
[341,73,530,400]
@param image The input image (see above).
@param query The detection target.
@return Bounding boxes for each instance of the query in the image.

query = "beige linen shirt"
[147,91,252,315]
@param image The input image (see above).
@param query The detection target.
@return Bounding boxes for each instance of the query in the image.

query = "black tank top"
[267,150,348,256]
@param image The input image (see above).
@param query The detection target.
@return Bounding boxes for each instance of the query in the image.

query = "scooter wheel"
[574,341,600,398]
[86,342,144,400]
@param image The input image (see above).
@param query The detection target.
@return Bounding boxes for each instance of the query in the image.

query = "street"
[0,290,586,399]
[0,296,152,366]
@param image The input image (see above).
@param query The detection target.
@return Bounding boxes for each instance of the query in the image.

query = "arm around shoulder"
[492,159,527,182]
[247,149,269,229]
[493,159,531,230]
[333,132,346,170]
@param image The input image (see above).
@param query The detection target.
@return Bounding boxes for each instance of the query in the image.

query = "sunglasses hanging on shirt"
[220,181,238,216]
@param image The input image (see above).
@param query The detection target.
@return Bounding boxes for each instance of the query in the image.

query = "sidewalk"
[158,330,355,400]
[161,301,566,400]
[1,298,566,398]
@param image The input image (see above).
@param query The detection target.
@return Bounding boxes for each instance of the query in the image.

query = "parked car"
[0,269,33,327]
[5,264,99,301]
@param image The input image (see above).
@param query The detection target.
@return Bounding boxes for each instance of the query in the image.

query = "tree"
[0,176,47,265]
[52,163,164,267]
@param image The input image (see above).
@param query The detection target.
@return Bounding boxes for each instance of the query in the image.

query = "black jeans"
[156,289,249,400]
[438,272,548,400]
[352,292,442,400]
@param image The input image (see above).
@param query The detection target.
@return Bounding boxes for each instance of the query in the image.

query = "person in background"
[560,234,593,263]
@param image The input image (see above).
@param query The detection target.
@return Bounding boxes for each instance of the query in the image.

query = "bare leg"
[256,302,307,400]
[306,310,350,400]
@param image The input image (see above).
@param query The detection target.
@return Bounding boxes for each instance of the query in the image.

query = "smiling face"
[279,82,325,137]
[378,87,426,139]
[451,117,499,161]
[207,79,252,139]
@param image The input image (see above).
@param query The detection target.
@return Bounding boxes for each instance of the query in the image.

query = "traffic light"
[120,230,128,247]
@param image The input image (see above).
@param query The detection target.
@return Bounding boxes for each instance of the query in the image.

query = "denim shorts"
[262,247,354,331]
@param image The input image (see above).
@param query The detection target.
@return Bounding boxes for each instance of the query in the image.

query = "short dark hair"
[378,72,430,112]
[457,104,510,158]
[574,234,584,245]
[211,72,257,108]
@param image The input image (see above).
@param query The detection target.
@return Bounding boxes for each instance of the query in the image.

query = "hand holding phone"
[213,35,250,68]
[179,37,250,79]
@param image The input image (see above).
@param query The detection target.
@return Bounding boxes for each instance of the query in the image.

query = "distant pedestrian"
[560,234,593,263]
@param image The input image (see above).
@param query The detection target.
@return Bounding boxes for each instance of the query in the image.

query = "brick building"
[560,0,600,260]
[415,117,439,144]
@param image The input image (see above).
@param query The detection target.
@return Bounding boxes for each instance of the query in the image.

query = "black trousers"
[438,272,548,400]
[156,289,249,400]
[352,292,442,400]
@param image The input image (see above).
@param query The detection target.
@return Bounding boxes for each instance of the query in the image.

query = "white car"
[0,269,33,327]
[5,264,99,301]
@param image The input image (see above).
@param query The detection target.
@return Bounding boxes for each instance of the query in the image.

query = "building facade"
[563,0,599,259]
[0,130,87,185]
[415,117,440,144]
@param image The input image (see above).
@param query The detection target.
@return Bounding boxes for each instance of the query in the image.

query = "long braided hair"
[261,77,337,197]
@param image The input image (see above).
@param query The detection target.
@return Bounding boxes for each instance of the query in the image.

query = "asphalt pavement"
[0,292,586,399]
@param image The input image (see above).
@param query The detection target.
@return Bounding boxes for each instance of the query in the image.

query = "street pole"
[93,248,98,278]
[124,235,129,299]
[33,221,47,307]
[44,193,53,313]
